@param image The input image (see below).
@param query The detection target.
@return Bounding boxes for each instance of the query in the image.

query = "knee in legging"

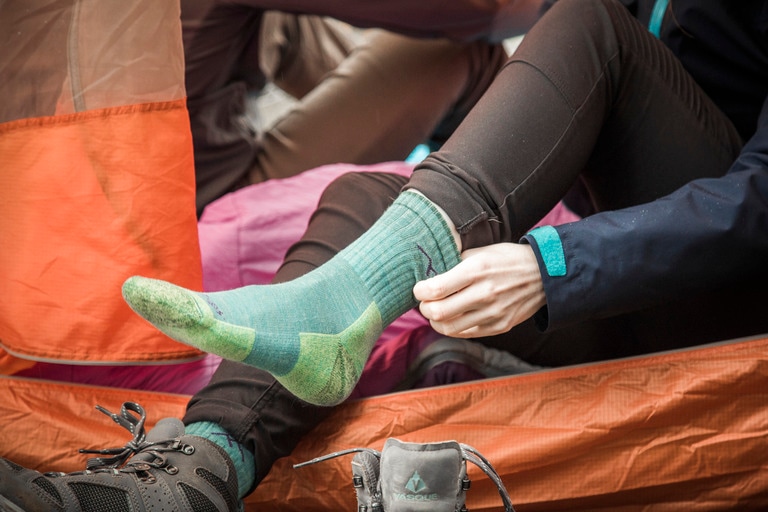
[499,0,634,102]
[431,42,508,146]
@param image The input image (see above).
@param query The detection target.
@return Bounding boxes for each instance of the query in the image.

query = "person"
[182,1,512,214]
[2,0,768,510]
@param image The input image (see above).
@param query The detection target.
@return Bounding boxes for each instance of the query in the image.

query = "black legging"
[409,0,742,248]
[185,0,763,489]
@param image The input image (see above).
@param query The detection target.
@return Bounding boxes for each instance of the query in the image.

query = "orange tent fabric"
[0,0,203,364]
[2,335,766,510]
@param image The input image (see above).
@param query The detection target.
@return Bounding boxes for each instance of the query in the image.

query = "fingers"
[424,308,499,338]
[413,246,498,302]
[420,297,516,338]
[414,242,547,339]
[413,263,473,302]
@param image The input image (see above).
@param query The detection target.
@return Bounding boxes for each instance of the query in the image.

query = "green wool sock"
[185,421,255,500]
[122,191,460,406]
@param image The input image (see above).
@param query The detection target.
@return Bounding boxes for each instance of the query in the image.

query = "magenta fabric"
[14,358,221,396]
[198,161,416,291]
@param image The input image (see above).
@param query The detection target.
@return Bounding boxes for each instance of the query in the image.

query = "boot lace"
[75,402,193,476]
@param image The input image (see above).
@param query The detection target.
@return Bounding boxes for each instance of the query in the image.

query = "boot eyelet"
[182,445,195,455]
[140,474,157,484]
[165,465,179,475]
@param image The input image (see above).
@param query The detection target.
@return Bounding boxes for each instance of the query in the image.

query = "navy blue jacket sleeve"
[523,94,768,331]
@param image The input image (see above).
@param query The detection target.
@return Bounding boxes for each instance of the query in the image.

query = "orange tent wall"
[0,102,203,363]
[0,0,203,364]
[2,335,767,511]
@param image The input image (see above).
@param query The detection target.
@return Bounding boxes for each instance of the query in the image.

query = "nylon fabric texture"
[1,335,767,510]
[0,0,202,363]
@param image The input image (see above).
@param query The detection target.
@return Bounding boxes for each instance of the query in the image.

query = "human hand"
[413,243,546,338]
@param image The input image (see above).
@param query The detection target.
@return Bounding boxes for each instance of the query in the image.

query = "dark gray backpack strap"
[461,444,516,512]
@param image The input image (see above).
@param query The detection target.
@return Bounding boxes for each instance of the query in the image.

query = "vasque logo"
[406,471,427,493]
[393,471,439,502]
[416,244,438,278]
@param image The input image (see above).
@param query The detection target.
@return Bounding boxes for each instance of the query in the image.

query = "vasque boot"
[0,402,241,512]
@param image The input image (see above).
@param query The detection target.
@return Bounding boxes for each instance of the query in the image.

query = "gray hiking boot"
[0,402,241,512]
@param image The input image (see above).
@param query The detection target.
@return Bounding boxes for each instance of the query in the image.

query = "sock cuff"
[341,191,460,324]
[393,191,461,269]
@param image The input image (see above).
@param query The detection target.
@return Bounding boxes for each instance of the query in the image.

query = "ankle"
[405,190,462,252]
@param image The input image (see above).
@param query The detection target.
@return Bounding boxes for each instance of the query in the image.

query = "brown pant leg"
[185,2,356,213]
[248,31,507,183]
[187,0,505,213]
[258,12,359,99]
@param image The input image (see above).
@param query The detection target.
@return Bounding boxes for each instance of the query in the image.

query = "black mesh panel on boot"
[197,467,239,511]
[69,483,131,512]
[33,477,63,505]
[179,483,219,512]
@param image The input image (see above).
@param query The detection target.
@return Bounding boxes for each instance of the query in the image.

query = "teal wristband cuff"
[648,0,670,38]
[528,225,566,277]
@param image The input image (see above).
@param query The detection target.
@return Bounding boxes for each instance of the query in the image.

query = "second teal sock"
[185,421,255,500]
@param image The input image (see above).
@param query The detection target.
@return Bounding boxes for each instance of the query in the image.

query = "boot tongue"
[131,417,186,463]
[379,439,465,512]
[145,417,185,442]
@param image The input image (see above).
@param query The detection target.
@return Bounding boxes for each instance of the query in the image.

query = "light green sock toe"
[122,277,255,362]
